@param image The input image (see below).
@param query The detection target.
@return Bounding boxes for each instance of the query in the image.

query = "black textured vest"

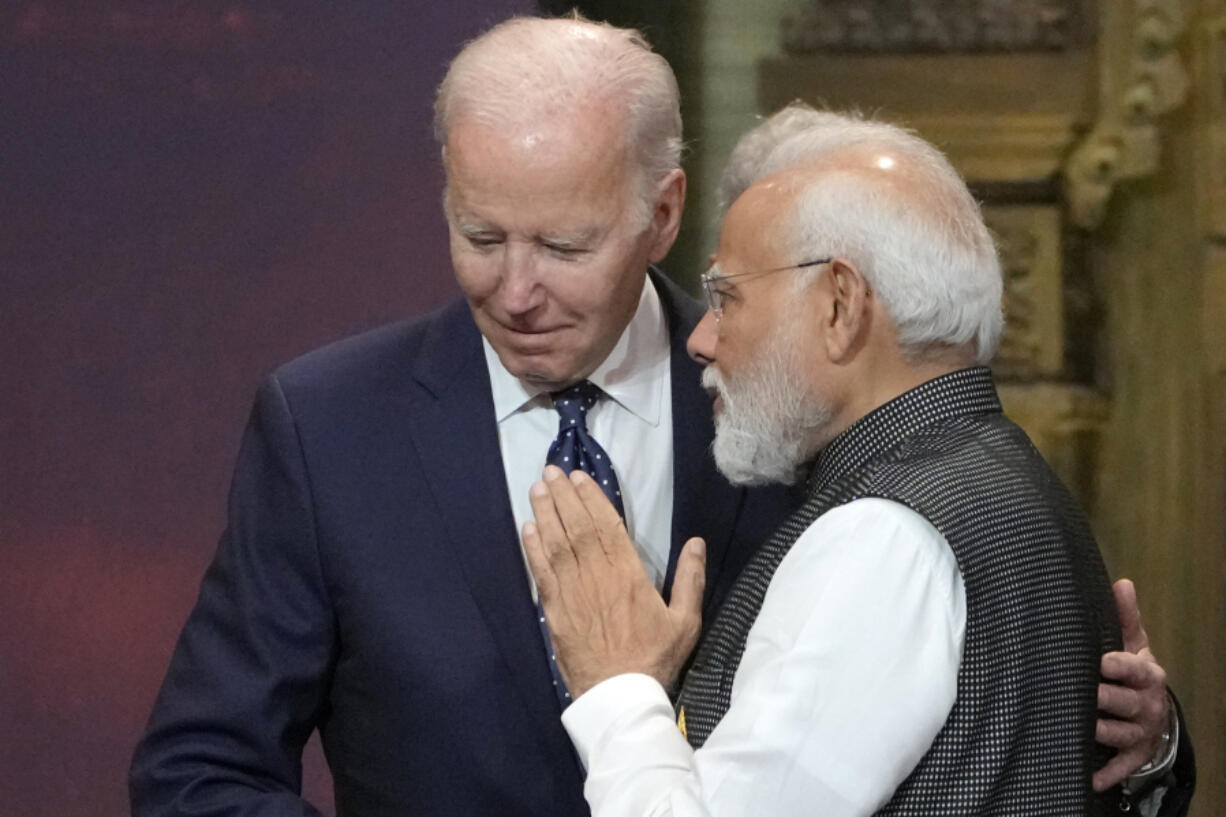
[676,367,1122,815]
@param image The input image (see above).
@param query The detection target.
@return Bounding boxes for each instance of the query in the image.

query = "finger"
[528,478,577,574]
[1097,682,1141,720]
[669,538,707,644]
[1101,650,1166,690]
[569,469,632,561]
[543,466,599,552]
[1093,750,1145,792]
[1113,578,1149,654]
[1096,717,1145,749]
[521,521,558,601]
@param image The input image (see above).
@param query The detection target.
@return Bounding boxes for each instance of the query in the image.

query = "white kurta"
[562,497,967,817]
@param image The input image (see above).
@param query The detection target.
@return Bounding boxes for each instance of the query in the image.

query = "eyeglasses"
[700,258,831,320]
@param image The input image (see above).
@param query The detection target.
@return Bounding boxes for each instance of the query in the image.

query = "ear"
[822,259,872,363]
[647,169,687,263]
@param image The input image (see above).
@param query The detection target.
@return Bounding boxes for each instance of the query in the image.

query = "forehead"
[716,179,792,270]
[444,112,637,232]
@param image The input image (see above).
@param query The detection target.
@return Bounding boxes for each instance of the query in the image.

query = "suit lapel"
[397,277,743,741]
[399,301,581,771]
[652,272,745,611]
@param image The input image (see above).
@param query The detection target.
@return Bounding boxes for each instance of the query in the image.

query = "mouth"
[495,320,567,340]
[488,322,576,359]
[700,366,724,411]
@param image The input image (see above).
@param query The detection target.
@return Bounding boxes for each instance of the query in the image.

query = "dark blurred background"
[1,2,535,814]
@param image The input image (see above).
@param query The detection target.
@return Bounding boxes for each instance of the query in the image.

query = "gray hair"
[717,102,850,213]
[434,15,683,213]
[724,104,1003,364]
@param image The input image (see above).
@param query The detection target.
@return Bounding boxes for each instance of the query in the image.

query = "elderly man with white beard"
[522,114,1149,817]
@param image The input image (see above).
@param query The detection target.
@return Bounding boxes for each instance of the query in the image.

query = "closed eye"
[543,243,589,259]
[464,234,503,250]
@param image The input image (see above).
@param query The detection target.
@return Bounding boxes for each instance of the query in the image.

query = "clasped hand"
[523,465,707,699]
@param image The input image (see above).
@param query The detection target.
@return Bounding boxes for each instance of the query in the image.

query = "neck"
[822,353,972,449]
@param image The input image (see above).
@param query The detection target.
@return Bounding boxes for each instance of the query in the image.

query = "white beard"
[703,325,832,486]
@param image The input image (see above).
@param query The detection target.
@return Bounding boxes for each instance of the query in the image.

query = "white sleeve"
[562,497,966,817]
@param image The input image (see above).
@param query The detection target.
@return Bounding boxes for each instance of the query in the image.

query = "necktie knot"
[551,380,602,430]
[546,380,621,509]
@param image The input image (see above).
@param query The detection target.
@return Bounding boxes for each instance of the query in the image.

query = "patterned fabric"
[538,380,625,708]
[547,381,625,516]
[675,367,1125,815]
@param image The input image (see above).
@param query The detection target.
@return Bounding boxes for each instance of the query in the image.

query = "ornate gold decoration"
[1063,0,1190,230]
[781,0,1088,55]
[905,113,1083,183]
[985,206,1065,380]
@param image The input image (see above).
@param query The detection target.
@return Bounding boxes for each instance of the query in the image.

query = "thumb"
[1113,578,1148,654]
[669,537,707,636]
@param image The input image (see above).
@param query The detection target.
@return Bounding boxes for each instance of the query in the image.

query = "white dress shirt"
[561,497,968,817]
[484,275,676,596]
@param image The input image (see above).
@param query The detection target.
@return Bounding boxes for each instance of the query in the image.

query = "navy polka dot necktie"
[537,380,625,708]
[546,380,625,515]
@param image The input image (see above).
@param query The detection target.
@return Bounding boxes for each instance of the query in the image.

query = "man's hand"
[523,466,706,698]
[1093,578,1172,792]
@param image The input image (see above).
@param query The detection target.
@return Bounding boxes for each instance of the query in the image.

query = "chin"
[712,426,809,487]
[502,355,587,391]
[518,371,573,391]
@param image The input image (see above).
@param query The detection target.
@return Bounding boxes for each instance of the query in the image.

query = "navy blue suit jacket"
[130,272,794,817]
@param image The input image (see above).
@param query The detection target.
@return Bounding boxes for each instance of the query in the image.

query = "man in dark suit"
[130,16,1184,817]
[129,17,792,817]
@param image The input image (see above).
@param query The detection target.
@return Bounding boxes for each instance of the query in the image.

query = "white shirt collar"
[483,275,670,426]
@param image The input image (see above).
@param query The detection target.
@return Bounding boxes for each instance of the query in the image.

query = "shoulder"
[861,413,1049,503]
[756,496,965,652]
[792,497,957,576]
[271,297,476,399]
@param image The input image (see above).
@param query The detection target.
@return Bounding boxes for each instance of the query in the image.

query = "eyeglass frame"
[700,257,832,320]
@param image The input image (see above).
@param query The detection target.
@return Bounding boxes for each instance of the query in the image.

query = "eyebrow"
[538,230,599,249]
[455,221,501,238]
[451,217,603,250]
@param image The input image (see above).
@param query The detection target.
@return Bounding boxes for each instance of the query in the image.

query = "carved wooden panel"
[757,53,1094,153]
[781,0,1092,54]
[984,205,1065,380]
[1063,0,1189,228]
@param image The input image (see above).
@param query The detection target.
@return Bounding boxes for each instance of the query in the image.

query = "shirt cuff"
[561,673,676,771]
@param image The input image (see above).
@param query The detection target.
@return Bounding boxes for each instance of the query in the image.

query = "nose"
[499,243,544,316]
[686,309,718,365]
